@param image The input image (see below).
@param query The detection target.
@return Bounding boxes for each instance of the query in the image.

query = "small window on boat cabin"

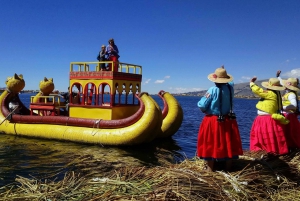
[84,83,96,106]
[98,83,111,106]
[71,84,82,104]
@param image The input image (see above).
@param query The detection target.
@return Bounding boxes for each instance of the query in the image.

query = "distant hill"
[174,79,280,98]
[233,79,269,98]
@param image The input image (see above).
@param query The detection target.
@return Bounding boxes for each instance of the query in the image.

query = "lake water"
[0,93,257,187]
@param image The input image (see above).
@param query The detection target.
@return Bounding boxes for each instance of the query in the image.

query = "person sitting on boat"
[106,38,119,71]
[276,70,300,151]
[52,89,59,94]
[49,89,69,115]
[249,76,289,155]
[197,65,243,172]
[87,89,93,105]
[61,87,70,104]
[97,45,107,71]
[9,96,21,114]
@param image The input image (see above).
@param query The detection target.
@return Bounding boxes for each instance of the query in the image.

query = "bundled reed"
[1,150,300,201]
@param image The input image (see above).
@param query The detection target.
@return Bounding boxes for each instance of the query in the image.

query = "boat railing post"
[96,62,99,71]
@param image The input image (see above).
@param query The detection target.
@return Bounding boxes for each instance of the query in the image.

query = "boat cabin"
[30,61,142,120]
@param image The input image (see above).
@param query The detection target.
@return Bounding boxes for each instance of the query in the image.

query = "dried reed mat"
[1,150,300,201]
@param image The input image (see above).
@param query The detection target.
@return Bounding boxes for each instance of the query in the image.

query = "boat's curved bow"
[154,90,183,138]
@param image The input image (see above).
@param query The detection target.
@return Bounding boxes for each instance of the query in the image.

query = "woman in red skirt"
[197,66,243,172]
[106,38,119,71]
[277,70,300,151]
[249,76,289,155]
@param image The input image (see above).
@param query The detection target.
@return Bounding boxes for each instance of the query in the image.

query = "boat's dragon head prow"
[32,77,55,103]
[5,73,25,94]
[39,77,55,95]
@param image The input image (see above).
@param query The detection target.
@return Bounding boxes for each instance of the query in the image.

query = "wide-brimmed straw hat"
[261,78,285,91]
[282,78,300,91]
[207,66,233,83]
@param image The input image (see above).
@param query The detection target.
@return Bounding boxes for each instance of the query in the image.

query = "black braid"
[227,84,236,120]
[216,83,224,122]
[272,90,283,115]
[291,91,300,114]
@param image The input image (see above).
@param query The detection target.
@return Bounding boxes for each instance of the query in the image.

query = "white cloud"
[155,80,165,84]
[282,68,300,78]
[236,76,252,83]
[144,79,151,84]
[164,75,170,79]
[241,76,251,80]
[280,58,296,65]
[169,87,204,93]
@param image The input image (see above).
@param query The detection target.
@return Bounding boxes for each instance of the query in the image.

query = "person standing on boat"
[97,45,107,71]
[249,76,289,155]
[197,66,243,172]
[276,70,300,151]
[106,38,119,71]
[9,96,21,114]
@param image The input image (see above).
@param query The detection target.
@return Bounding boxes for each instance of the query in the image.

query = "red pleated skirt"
[197,115,243,161]
[284,113,300,149]
[250,115,288,155]
[107,56,119,72]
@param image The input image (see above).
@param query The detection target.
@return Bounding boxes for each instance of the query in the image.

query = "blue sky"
[1,0,300,94]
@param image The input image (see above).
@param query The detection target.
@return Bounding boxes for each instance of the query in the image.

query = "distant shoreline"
[171,94,260,99]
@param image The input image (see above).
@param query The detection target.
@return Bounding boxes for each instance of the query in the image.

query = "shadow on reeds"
[117,137,184,167]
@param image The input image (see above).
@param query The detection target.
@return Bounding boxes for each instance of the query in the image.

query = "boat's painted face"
[39,77,55,95]
[5,73,25,94]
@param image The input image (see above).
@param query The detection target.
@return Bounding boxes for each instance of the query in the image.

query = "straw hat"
[282,78,300,91]
[207,66,233,83]
[261,78,285,91]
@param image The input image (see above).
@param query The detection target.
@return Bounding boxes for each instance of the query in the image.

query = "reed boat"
[0,61,183,145]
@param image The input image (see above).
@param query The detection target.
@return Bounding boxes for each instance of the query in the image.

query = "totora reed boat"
[0,61,183,145]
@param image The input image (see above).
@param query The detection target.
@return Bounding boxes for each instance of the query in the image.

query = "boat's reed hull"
[0,91,161,145]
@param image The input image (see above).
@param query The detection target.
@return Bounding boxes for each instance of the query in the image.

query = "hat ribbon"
[269,81,281,86]
[212,74,228,78]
